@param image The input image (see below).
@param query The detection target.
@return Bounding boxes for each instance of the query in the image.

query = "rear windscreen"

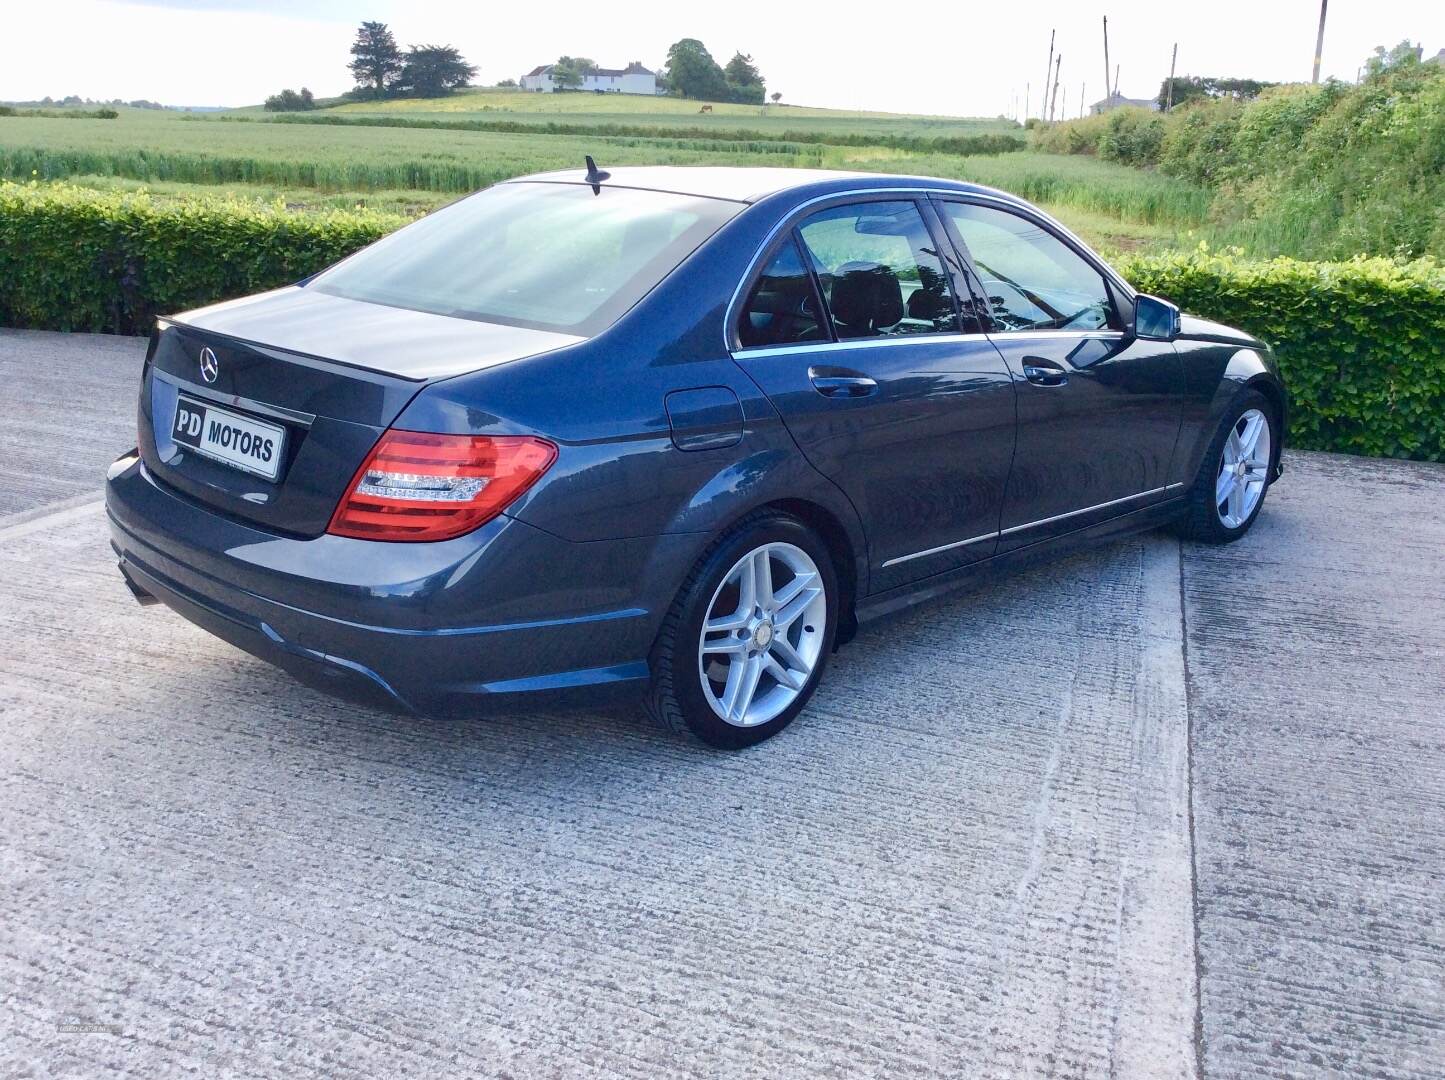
[310,182,741,336]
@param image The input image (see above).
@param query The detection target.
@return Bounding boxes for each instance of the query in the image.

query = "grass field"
[0,101,1214,256]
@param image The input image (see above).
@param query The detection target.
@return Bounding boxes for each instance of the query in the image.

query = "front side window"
[940,202,1120,333]
[311,182,741,336]
[796,201,959,339]
[737,236,826,348]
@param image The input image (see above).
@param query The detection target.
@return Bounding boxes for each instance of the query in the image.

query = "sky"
[3,0,1442,115]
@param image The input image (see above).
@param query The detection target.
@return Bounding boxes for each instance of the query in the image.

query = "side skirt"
[853,498,1187,627]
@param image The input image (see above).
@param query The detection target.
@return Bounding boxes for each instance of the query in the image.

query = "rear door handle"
[1022,356,1069,386]
[808,367,877,398]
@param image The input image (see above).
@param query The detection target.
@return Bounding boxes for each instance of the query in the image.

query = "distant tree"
[264,87,317,112]
[398,45,477,97]
[1364,40,1423,78]
[1159,75,1276,110]
[664,38,729,101]
[723,52,766,104]
[770,90,782,104]
[495,78,518,88]
[348,21,404,99]
[551,56,596,90]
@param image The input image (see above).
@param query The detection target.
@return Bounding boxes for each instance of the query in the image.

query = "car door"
[934,198,1185,550]
[731,196,1016,591]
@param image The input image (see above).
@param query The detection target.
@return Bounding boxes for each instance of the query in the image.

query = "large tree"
[723,52,766,104]
[347,21,403,99]
[399,45,478,97]
[551,56,597,91]
[664,38,729,102]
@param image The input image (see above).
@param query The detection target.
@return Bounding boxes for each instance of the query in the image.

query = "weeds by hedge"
[0,182,401,334]
[2,182,1441,459]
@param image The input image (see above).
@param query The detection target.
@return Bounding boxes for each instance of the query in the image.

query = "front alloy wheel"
[1176,389,1277,543]
[1215,408,1272,529]
[647,513,838,749]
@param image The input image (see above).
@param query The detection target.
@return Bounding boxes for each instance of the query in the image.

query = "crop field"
[0,103,1212,254]
[328,88,1020,139]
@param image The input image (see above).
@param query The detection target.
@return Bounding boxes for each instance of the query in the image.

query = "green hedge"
[2,183,1442,459]
[0,181,401,334]
[1120,249,1445,460]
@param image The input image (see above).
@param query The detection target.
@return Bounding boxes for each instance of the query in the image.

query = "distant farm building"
[519,62,658,95]
[1089,91,1160,115]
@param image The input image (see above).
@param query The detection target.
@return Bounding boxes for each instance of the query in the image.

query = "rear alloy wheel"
[648,514,838,749]
[1175,389,1277,543]
[698,543,828,728]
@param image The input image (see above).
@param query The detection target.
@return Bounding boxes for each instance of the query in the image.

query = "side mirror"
[1134,293,1181,341]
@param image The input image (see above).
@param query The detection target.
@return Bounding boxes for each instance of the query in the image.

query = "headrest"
[830,261,903,335]
[907,282,952,322]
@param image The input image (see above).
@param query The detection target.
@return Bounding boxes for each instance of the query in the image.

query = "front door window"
[939,203,1120,333]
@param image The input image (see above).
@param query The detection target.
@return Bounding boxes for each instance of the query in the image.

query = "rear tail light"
[328,430,556,542]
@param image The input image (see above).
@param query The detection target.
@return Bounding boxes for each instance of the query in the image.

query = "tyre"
[1175,389,1277,544]
[647,512,838,749]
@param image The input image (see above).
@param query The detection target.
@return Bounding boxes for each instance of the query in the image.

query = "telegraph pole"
[1050,55,1063,121]
[1102,16,1112,107]
[1312,0,1328,83]
[1114,64,1121,98]
[1166,43,1178,110]
[1043,29,1055,121]
[1080,82,1086,118]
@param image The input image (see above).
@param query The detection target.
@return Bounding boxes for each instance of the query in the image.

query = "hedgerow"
[0,181,401,334]
[2,183,1441,459]
[1120,249,1445,460]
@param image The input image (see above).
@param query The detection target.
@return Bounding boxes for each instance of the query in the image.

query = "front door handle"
[1022,356,1069,386]
[809,367,878,398]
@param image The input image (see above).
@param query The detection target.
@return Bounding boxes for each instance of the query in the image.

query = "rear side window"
[940,202,1121,332]
[797,201,959,339]
[737,236,827,348]
[311,182,741,336]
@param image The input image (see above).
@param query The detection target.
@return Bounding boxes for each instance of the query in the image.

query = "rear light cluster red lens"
[328,430,557,542]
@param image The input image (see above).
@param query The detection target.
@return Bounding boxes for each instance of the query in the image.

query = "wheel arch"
[763,497,862,645]
[1244,374,1287,474]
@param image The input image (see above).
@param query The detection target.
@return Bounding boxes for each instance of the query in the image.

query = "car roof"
[505,165,1005,205]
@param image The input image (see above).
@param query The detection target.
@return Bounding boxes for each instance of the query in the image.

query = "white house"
[520,61,657,95]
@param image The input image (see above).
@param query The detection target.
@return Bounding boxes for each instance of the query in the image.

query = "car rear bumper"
[105,452,698,716]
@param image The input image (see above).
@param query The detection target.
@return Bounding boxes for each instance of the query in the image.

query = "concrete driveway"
[2,329,1442,1079]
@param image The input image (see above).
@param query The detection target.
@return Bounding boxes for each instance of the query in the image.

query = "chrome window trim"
[737,331,994,360]
[724,185,1138,356]
[880,482,1186,568]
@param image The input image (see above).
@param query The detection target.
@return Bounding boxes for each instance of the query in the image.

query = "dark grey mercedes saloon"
[105,165,1285,748]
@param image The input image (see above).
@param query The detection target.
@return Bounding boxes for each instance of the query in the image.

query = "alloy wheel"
[1216,408,1272,529]
[697,542,828,728]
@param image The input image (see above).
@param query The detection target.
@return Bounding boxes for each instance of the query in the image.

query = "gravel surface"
[1,330,1441,1078]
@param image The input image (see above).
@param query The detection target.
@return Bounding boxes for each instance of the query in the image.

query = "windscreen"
[310,182,742,336]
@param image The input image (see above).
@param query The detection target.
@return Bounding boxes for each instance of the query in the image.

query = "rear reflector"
[328,430,556,542]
